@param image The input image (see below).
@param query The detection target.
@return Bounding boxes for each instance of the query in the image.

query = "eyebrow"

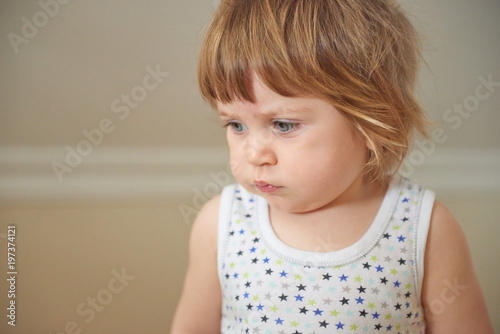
[217,106,312,118]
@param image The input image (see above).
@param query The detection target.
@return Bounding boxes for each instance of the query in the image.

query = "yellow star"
[350,323,358,331]
[253,295,259,301]
[290,320,299,327]
[270,305,278,312]
[229,262,235,268]
[385,313,392,320]
[390,268,398,276]
[275,259,284,265]
[370,255,378,263]
[405,283,412,289]
[354,275,363,282]
[308,299,317,306]
[367,302,375,310]
[330,310,339,317]
[294,274,303,280]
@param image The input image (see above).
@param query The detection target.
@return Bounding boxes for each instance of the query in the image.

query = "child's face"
[217,75,370,214]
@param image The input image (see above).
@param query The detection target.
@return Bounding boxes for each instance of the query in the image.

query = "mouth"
[253,181,282,193]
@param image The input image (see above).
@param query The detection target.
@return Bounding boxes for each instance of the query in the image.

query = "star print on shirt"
[219,179,430,333]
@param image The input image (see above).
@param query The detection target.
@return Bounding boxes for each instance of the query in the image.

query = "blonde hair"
[198,0,428,181]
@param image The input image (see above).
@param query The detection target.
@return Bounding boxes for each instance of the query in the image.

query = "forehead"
[216,74,319,117]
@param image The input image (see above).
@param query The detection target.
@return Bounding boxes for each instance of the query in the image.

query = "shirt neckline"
[257,175,403,267]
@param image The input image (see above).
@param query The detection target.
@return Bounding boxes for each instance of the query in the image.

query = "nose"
[244,132,277,166]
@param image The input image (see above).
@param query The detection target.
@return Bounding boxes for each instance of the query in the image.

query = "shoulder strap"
[217,184,237,284]
[413,187,436,301]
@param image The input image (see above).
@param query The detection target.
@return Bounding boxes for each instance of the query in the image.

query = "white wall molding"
[0,146,499,206]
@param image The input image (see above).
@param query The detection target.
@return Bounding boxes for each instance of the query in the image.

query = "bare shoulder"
[422,200,494,333]
[170,194,222,334]
[190,193,221,250]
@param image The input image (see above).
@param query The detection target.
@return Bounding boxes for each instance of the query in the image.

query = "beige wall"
[0,0,499,333]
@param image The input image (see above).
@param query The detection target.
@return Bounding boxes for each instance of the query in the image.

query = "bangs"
[198,0,336,107]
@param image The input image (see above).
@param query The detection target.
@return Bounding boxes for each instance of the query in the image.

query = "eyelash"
[223,120,301,135]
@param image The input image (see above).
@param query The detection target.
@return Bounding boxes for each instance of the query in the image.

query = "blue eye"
[274,121,299,133]
[226,121,247,133]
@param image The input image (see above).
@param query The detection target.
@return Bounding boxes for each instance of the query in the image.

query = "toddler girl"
[171,0,493,332]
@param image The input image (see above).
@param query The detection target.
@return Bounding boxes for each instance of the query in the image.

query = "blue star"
[355,297,364,304]
[339,274,348,281]
[393,280,401,287]
[280,270,288,278]
[376,265,384,272]
[386,324,393,331]
[233,273,239,279]
[275,318,284,325]
[249,198,254,202]
[294,294,304,301]
[239,229,245,235]
[257,303,264,311]
[243,292,249,299]
[335,322,345,329]
[398,235,406,242]
[250,247,256,253]
[402,197,409,203]
[263,257,270,264]
[313,308,323,316]
[372,312,380,319]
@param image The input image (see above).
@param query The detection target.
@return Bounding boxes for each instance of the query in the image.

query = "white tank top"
[217,175,435,333]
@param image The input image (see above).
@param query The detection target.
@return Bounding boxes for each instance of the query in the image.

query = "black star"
[251,257,258,264]
[237,250,243,256]
[322,273,332,280]
[340,297,349,305]
[359,309,368,317]
[357,285,366,293]
[261,315,268,322]
[265,268,273,275]
[319,320,329,328]
[299,306,308,314]
[245,214,251,218]
[362,262,371,269]
[246,303,253,310]
[235,295,240,301]
[402,217,409,222]
[252,237,260,243]
[374,323,382,330]
[394,303,402,310]
[279,293,288,301]
[229,231,234,236]
[383,233,391,239]
[407,312,413,319]
[380,277,388,285]
[225,274,230,279]
[398,258,406,265]
[297,284,306,291]
[405,291,411,298]
[236,197,242,201]
[245,281,251,288]
[292,331,302,334]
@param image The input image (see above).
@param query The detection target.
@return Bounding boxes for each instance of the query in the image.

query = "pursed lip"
[253,181,282,193]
